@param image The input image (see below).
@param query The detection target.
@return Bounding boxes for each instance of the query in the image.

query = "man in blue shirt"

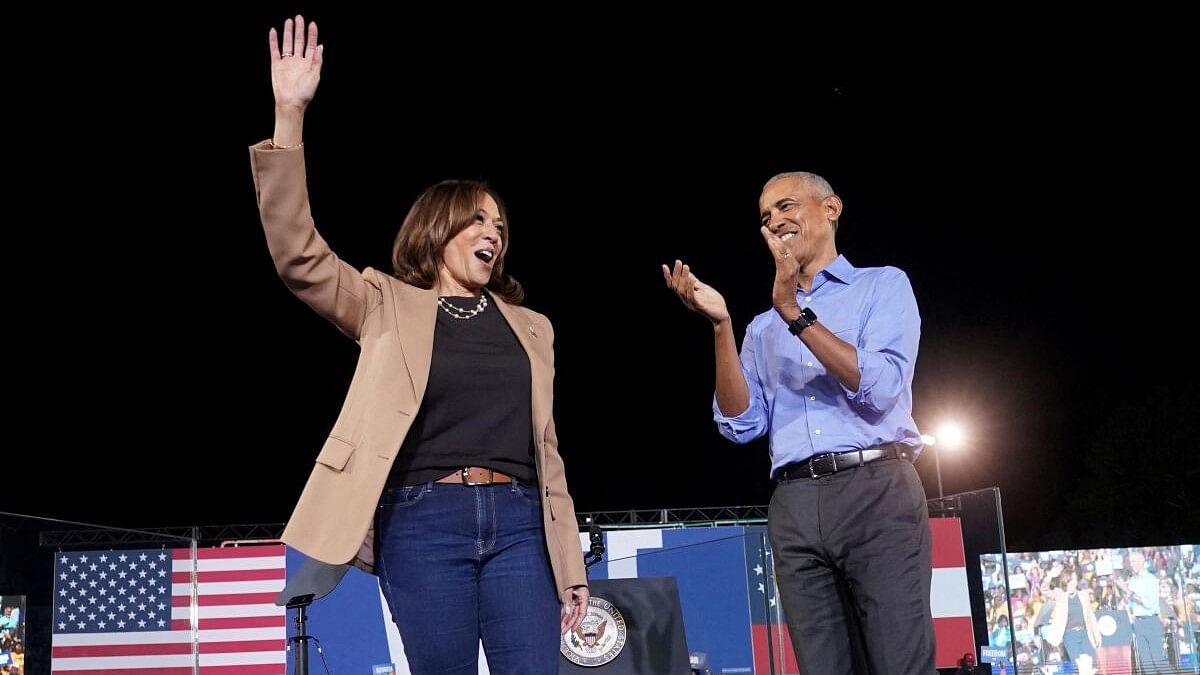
[664,172,933,674]
[1123,550,1169,671]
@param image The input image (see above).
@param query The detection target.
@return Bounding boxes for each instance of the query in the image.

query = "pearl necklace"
[437,294,488,319]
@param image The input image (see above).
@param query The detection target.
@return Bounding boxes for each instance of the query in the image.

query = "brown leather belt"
[434,467,514,486]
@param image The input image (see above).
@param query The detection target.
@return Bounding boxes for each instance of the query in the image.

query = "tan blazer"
[1043,588,1101,649]
[249,140,587,593]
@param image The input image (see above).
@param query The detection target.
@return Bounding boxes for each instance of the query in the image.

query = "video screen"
[979,545,1199,674]
[0,595,25,674]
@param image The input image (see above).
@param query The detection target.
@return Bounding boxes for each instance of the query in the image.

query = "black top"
[386,293,537,486]
[1065,592,1085,629]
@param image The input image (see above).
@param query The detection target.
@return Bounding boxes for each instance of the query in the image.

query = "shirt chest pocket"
[822,318,861,348]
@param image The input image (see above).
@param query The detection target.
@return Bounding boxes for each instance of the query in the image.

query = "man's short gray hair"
[764,171,835,199]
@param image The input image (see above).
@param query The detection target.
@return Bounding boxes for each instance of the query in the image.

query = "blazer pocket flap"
[315,436,355,471]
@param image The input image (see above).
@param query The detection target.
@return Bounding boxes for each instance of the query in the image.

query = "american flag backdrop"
[746,517,976,672]
[577,522,977,674]
[51,545,286,674]
[929,517,976,668]
[46,531,978,673]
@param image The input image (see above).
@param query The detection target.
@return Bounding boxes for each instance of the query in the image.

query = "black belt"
[776,442,913,480]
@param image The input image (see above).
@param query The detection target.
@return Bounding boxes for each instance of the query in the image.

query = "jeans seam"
[474,487,485,556]
[487,487,497,553]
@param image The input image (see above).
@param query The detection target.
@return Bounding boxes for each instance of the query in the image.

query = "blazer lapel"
[389,281,438,405]
[492,295,551,445]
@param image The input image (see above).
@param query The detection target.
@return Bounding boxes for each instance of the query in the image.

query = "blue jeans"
[1062,627,1096,661]
[375,481,561,674]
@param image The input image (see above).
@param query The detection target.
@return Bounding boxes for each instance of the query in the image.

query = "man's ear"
[824,194,843,222]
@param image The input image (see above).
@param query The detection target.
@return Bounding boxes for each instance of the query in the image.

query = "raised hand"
[760,225,802,318]
[662,260,730,325]
[269,15,324,113]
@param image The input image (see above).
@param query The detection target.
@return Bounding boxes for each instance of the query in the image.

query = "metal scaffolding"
[576,506,768,528]
[38,523,286,549]
[33,506,778,549]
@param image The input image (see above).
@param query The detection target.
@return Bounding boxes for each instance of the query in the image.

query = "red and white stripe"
[753,519,978,673]
[51,546,286,674]
[930,517,975,669]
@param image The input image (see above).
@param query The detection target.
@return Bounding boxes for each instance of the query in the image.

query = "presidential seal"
[560,596,628,666]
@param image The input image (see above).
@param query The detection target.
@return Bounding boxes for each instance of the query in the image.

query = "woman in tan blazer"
[250,16,588,673]
[1042,568,1101,673]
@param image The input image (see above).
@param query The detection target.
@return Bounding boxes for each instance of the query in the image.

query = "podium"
[1095,608,1134,674]
[560,577,691,674]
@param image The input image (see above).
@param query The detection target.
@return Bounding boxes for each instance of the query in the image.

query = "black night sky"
[7,8,1197,556]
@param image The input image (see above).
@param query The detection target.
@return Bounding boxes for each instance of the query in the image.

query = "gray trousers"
[768,456,935,675]
[1132,614,1169,674]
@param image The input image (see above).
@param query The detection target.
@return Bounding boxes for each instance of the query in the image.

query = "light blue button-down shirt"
[1127,569,1161,616]
[714,255,922,478]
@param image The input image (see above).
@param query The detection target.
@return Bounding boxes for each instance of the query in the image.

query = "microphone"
[583,519,604,569]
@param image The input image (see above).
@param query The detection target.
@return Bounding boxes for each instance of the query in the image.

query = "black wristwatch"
[787,307,818,336]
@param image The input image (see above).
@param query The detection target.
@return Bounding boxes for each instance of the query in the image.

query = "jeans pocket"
[379,483,430,509]
[509,481,542,506]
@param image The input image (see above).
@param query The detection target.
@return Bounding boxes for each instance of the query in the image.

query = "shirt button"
[806,361,814,367]
[815,429,822,435]
[809,396,816,401]
[805,296,812,302]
